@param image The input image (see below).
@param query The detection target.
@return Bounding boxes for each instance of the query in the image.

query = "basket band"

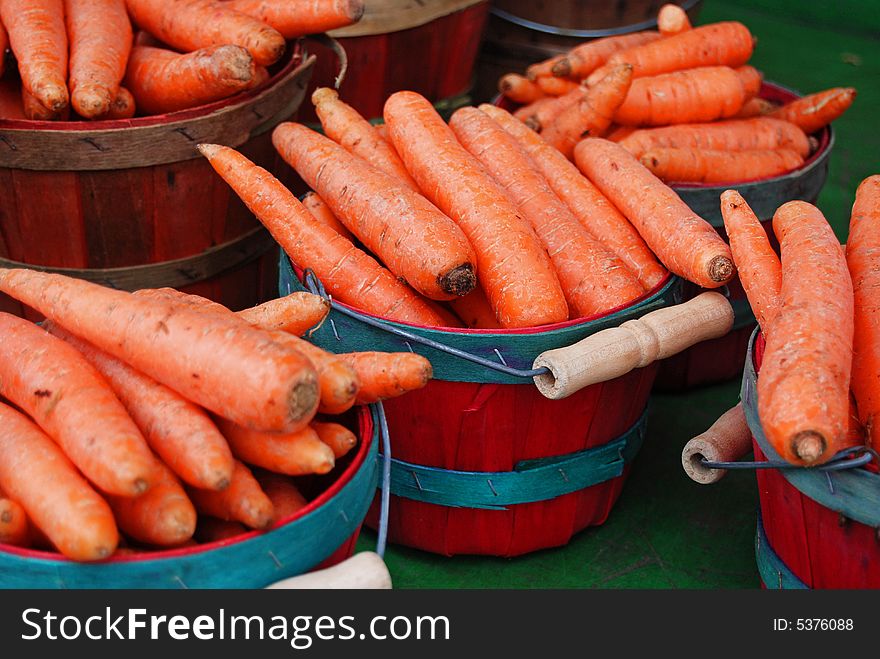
[741,329,880,528]
[384,408,647,510]
[755,511,809,589]
[0,227,276,292]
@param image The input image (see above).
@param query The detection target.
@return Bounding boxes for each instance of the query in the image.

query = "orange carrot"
[239,292,330,335]
[618,117,811,158]
[0,496,29,547]
[536,76,579,96]
[448,287,502,329]
[552,31,662,79]
[640,147,804,184]
[0,401,118,561]
[770,87,856,134]
[133,29,164,48]
[499,73,545,104]
[0,269,320,434]
[846,175,880,452]
[513,96,556,130]
[736,65,763,99]
[589,21,754,85]
[338,351,433,404]
[605,124,636,142]
[222,0,364,38]
[614,66,749,126]
[100,86,137,119]
[758,201,853,465]
[65,0,132,118]
[719,190,781,333]
[302,191,356,242]
[733,96,776,119]
[540,63,632,158]
[384,91,568,328]
[125,0,286,66]
[312,87,420,191]
[0,77,25,119]
[186,460,274,529]
[0,313,160,497]
[197,144,449,326]
[22,86,69,120]
[0,0,68,111]
[274,122,478,301]
[526,54,565,80]
[375,122,389,141]
[451,106,644,317]
[256,472,308,524]
[518,88,584,133]
[311,421,357,459]
[48,323,235,491]
[195,516,247,543]
[480,104,667,291]
[106,463,197,546]
[574,138,734,288]
[125,45,256,115]
[658,3,691,35]
[216,418,335,476]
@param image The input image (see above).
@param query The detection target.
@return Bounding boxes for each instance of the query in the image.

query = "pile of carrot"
[0,272,432,561]
[0,0,364,121]
[499,3,856,184]
[720,175,880,466]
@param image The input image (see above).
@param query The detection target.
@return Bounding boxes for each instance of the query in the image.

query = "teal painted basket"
[0,406,382,589]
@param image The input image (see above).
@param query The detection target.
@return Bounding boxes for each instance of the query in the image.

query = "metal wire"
[375,403,392,559]
[701,446,877,473]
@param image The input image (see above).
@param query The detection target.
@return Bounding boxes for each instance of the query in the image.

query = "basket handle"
[681,403,752,484]
[265,551,392,589]
[532,292,734,400]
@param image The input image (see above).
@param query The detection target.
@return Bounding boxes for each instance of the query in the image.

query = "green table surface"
[355,0,879,588]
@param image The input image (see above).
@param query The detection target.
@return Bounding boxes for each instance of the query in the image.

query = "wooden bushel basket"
[0,406,383,589]
[742,331,880,589]
[0,43,316,319]
[280,254,735,557]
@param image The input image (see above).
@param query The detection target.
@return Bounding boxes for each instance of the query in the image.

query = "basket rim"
[0,406,375,565]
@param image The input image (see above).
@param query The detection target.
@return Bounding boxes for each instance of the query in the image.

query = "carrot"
[540,63,632,158]
[846,175,880,453]
[526,54,565,80]
[518,88,584,133]
[311,87,420,191]
[338,351,432,404]
[737,65,763,99]
[513,96,556,130]
[770,87,856,134]
[614,66,749,126]
[48,323,234,491]
[0,77,24,119]
[499,73,544,104]
[22,86,69,120]
[618,117,811,158]
[589,21,754,85]
[552,31,662,80]
[0,401,118,561]
[239,292,330,335]
[310,421,357,459]
[384,91,568,328]
[719,190,781,333]
[96,86,137,119]
[574,138,734,288]
[219,418,335,475]
[256,472,308,524]
[125,45,256,115]
[0,0,68,112]
[479,104,667,291]
[222,0,364,38]
[195,516,247,543]
[198,144,449,326]
[536,76,579,97]
[605,124,636,142]
[302,191,356,242]
[733,96,776,119]
[640,147,804,184]
[186,460,274,529]
[451,106,643,317]
[375,122,389,141]
[0,496,29,547]
[274,122,478,301]
[65,0,132,118]
[134,29,164,48]
[448,287,502,329]
[0,313,160,496]
[0,269,320,434]
[657,3,691,36]
[125,0,286,66]
[106,463,197,546]
[758,201,853,465]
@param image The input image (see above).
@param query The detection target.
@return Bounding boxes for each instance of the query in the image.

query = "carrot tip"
[215,477,231,491]
[793,431,826,464]
[709,256,735,283]
[0,510,11,523]
[312,87,339,106]
[439,263,477,297]
[551,59,572,78]
[349,0,366,21]
[197,143,221,158]
[133,478,150,495]
[288,377,320,422]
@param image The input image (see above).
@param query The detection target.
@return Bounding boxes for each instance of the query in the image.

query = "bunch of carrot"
[498,3,856,184]
[0,271,432,561]
[197,86,734,333]
[0,0,363,120]
[720,176,880,467]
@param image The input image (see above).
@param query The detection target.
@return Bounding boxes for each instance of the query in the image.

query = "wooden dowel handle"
[681,403,753,484]
[533,292,733,399]
[265,552,392,589]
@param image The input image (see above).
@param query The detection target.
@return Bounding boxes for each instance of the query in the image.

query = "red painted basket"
[0,406,383,589]
[742,331,880,589]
